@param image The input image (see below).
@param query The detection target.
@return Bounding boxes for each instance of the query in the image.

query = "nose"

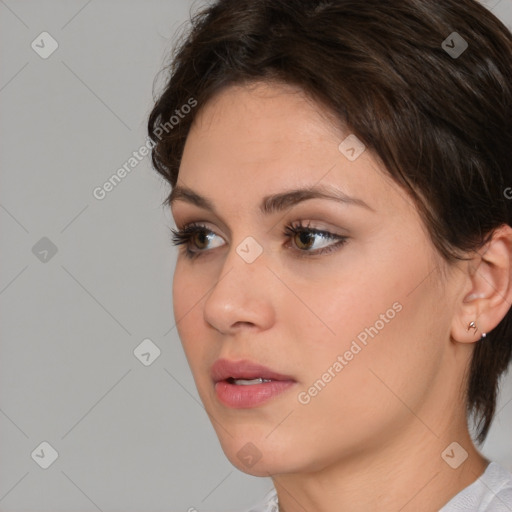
[203,238,275,335]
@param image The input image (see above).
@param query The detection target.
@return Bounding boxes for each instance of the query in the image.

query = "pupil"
[195,231,208,249]
[297,232,313,249]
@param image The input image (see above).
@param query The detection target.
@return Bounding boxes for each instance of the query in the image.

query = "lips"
[211,358,295,383]
[211,358,297,408]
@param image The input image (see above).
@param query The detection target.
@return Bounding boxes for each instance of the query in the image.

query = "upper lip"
[211,358,296,383]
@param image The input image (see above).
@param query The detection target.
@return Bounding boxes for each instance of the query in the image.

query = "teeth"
[233,378,272,385]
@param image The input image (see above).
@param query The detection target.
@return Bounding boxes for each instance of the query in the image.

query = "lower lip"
[214,380,296,408]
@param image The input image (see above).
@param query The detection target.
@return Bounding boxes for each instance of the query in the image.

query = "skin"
[169,80,512,512]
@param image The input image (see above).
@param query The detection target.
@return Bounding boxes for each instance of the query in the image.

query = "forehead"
[177,81,407,219]
[188,81,341,153]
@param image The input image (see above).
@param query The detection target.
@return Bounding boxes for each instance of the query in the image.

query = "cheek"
[282,249,403,355]
[292,238,442,404]
[172,261,208,367]
[172,257,214,324]
[172,261,191,323]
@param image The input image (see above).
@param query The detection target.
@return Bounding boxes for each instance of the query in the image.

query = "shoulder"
[440,461,512,511]
[479,462,512,511]
[241,488,278,512]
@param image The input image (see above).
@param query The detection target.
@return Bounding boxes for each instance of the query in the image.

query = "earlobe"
[452,315,488,345]
[466,320,487,340]
[450,224,512,344]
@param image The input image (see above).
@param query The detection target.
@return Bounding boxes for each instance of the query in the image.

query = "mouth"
[226,377,273,385]
[211,358,297,409]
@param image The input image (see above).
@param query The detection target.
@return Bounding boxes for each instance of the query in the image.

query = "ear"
[451,224,512,344]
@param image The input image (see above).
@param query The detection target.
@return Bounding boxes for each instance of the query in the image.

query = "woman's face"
[170,81,464,475]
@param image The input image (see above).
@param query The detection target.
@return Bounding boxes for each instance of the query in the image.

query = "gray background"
[1,1,511,511]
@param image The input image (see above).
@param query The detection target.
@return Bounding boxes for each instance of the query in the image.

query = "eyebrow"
[168,183,375,215]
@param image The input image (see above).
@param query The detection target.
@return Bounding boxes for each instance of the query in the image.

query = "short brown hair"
[147,0,512,443]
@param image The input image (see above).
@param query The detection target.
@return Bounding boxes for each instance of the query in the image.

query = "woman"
[147,0,512,510]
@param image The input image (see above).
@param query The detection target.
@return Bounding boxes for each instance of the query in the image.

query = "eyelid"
[173,216,347,238]
[172,210,232,240]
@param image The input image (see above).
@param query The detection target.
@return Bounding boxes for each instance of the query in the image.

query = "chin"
[214,431,305,476]
[224,444,291,476]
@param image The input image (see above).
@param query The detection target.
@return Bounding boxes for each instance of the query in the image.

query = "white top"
[244,462,512,512]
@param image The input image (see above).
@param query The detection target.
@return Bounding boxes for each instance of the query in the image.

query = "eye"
[282,221,348,258]
[169,221,348,260]
[169,223,224,259]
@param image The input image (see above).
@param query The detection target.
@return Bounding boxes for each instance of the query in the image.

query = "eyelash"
[169,221,349,260]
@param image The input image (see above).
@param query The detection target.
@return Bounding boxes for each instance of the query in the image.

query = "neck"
[273,417,488,512]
